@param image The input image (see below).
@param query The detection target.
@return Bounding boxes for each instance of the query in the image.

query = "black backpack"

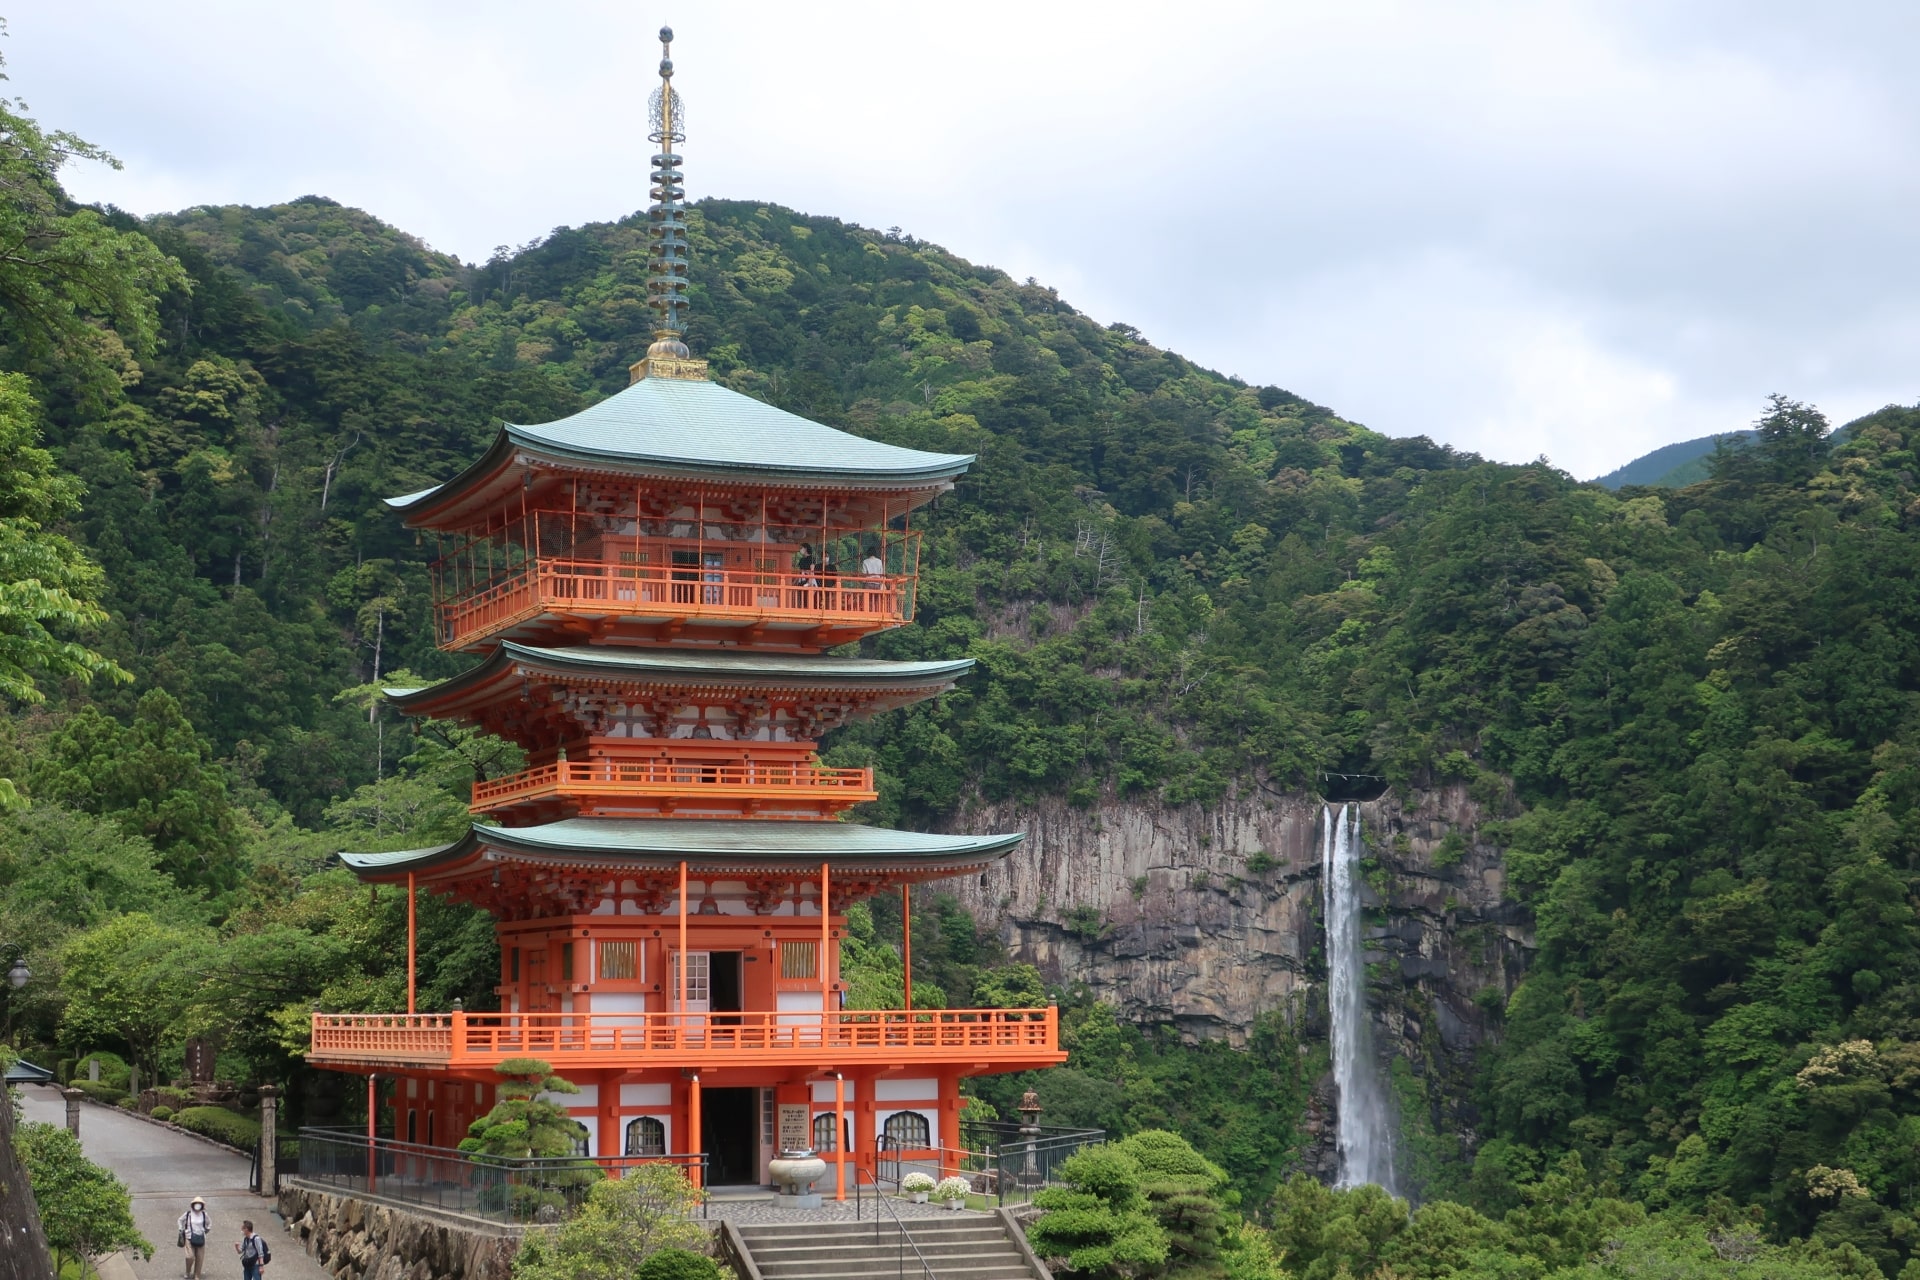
[242,1235,271,1265]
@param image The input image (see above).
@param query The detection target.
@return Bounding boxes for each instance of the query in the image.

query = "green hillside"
[1593,432,1752,488]
[9,87,1920,1275]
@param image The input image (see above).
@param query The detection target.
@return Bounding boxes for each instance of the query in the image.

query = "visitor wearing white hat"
[177,1196,211,1278]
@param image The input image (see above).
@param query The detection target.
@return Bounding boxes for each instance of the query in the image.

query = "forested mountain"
[1593,432,1753,489]
[11,85,1920,1278]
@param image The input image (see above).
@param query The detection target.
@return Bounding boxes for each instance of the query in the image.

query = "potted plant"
[934,1176,971,1210]
[901,1172,935,1204]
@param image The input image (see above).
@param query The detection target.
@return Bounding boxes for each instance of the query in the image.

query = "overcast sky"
[13,1,1919,479]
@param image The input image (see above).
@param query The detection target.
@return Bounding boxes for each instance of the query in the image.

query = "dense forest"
[9,63,1920,1280]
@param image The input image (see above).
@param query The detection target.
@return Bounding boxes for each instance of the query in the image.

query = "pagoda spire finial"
[633,25,708,384]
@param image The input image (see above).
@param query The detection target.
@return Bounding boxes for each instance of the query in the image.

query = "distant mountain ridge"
[1592,431,1754,489]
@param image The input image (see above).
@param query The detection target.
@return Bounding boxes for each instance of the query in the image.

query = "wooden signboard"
[778,1103,811,1153]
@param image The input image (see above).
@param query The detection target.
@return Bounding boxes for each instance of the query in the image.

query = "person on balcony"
[860,549,886,608]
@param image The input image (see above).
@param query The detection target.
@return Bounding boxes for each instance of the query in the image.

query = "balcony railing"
[309,1007,1061,1070]
[435,557,915,652]
[470,759,877,816]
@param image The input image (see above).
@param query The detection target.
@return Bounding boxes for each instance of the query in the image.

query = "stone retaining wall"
[277,1183,523,1280]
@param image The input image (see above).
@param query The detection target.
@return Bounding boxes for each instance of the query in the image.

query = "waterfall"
[1322,802,1399,1193]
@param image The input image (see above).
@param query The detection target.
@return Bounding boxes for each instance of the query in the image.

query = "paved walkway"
[20,1086,325,1280]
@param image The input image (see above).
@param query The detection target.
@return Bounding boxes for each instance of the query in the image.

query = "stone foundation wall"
[277,1183,523,1280]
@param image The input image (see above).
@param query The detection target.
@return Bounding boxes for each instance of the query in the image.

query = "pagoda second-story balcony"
[308,1007,1061,1073]
[435,551,917,653]
[472,748,876,822]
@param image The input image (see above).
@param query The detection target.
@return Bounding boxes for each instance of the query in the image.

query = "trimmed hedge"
[72,1052,130,1089]
[173,1106,261,1150]
[151,1105,174,1122]
[68,1080,129,1106]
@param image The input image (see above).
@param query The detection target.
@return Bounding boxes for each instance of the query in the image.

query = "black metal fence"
[868,1122,1103,1206]
[294,1127,708,1224]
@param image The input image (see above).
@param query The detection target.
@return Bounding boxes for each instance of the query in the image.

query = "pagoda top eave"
[340,818,1023,886]
[387,377,973,530]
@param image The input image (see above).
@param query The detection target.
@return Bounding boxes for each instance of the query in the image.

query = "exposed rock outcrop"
[948,783,1535,1179]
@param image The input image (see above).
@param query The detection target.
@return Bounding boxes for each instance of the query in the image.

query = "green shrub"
[54,1057,73,1085]
[72,1052,130,1090]
[634,1248,726,1280]
[68,1081,129,1106]
[172,1107,261,1150]
[151,1086,193,1109]
[150,1105,174,1122]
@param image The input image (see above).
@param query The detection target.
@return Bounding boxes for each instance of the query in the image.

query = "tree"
[511,1166,712,1280]
[1028,1145,1170,1280]
[0,373,128,809]
[57,912,207,1080]
[28,690,242,889]
[13,1120,151,1276]
[461,1058,594,1217]
[0,60,186,407]
[1112,1130,1232,1279]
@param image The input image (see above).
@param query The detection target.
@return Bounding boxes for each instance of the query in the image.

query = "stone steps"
[734,1214,1045,1280]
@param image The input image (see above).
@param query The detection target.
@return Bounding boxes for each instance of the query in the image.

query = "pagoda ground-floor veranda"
[309,1006,1062,1192]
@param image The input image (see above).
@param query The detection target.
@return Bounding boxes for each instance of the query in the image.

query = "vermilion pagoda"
[305,31,1061,1192]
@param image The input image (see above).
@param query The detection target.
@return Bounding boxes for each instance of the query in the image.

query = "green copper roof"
[388,377,971,512]
[384,643,972,712]
[340,819,1022,875]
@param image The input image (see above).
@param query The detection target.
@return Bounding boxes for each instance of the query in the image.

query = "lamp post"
[3,950,29,1046]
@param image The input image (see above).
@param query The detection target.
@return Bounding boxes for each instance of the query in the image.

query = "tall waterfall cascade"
[1321,803,1400,1193]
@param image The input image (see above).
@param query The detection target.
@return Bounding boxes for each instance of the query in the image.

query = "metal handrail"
[855,1166,939,1280]
[294,1126,710,1222]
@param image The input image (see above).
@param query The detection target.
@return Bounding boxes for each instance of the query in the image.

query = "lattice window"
[780,941,817,980]
[812,1112,838,1153]
[600,941,637,981]
[883,1112,931,1150]
[626,1116,666,1156]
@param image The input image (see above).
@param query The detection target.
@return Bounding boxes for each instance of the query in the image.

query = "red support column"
[901,883,912,1012]
[687,1073,703,1188]
[821,862,831,1015]
[834,1073,847,1202]
[938,1074,961,1174]
[406,872,417,1015]
[678,860,689,1039]
[366,1074,378,1193]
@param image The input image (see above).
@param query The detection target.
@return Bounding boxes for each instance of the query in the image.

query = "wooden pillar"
[687,1073,703,1188]
[834,1073,847,1201]
[902,883,912,1012]
[677,861,688,1032]
[366,1074,378,1193]
[597,1072,620,1166]
[406,872,417,1015]
[938,1074,961,1170]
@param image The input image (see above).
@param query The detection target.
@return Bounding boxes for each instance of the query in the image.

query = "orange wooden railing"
[436,558,916,650]
[470,759,877,811]
[309,1007,1060,1068]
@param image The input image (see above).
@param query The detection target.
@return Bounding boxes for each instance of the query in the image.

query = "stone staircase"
[729,1212,1049,1280]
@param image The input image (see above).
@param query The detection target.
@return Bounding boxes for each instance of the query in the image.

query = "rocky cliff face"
[946,784,1535,1182]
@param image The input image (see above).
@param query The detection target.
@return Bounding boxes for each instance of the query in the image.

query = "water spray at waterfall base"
[1322,802,1400,1194]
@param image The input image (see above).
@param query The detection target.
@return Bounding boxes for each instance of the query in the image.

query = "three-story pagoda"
[306,31,1062,1193]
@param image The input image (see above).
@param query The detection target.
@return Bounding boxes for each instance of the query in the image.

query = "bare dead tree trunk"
[0,1088,56,1280]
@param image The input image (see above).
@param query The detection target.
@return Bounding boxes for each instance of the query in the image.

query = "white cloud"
[12,0,1920,478]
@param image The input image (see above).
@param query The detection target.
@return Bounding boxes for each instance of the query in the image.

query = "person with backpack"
[235,1220,271,1279]
[176,1197,211,1278]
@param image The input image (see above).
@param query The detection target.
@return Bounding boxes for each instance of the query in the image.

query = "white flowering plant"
[932,1176,971,1203]
[900,1172,936,1194]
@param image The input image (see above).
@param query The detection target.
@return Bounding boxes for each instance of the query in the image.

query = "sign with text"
[778,1103,811,1153]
